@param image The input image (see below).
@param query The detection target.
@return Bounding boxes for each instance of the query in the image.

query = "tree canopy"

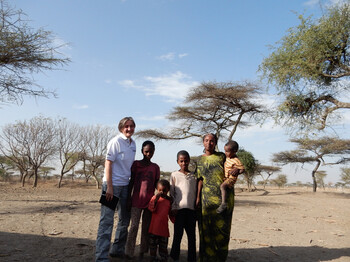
[260,1,350,131]
[237,149,257,191]
[0,0,70,104]
[272,137,350,192]
[137,81,266,142]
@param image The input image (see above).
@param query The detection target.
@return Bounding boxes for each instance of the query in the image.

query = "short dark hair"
[225,140,239,152]
[202,133,218,144]
[158,179,170,192]
[141,140,155,153]
[177,150,190,160]
[118,117,136,132]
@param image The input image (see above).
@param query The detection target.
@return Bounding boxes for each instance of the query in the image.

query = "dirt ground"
[0,181,349,262]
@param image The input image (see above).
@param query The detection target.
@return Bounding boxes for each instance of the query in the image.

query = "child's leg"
[140,208,152,255]
[184,209,196,262]
[149,234,158,261]
[220,180,230,204]
[158,236,169,262]
[170,209,185,261]
[125,207,142,257]
[217,179,232,213]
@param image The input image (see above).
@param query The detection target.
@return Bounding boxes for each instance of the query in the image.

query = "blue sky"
[2,0,349,184]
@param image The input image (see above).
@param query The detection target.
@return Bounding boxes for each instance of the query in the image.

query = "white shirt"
[103,133,136,186]
[170,171,197,210]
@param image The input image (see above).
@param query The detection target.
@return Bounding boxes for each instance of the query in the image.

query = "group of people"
[95,117,245,262]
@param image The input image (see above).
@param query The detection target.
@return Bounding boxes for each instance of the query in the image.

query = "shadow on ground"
[228,245,350,262]
[1,231,349,262]
[0,231,94,262]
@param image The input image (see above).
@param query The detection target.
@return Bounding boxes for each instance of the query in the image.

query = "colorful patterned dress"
[196,152,234,262]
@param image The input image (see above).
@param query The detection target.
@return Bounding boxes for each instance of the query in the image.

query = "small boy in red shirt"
[148,179,173,262]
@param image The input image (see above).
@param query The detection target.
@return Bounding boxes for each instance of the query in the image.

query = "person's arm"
[196,178,203,208]
[105,160,114,201]
[127,163,136,211]
[170,174,177,209]
[148,193,161,212]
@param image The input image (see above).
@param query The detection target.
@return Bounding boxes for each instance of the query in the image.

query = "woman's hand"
[106,186,113,201]
[196,197,201,208]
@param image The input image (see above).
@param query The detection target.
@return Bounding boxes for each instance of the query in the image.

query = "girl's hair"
[202,133,218,144]
[141,140,155,153]
[118,117,136,132]
[225,140,239,152]
[177,150,190,160]
[158,179,170,192]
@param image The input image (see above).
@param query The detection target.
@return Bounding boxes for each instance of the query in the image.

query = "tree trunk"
[228,111,244,141]
[58,173,64,188]
[263,174,272,189]
[312,160,321,192]
[92,174,100,189]
[21,171,28,187]
[32,168,39,188]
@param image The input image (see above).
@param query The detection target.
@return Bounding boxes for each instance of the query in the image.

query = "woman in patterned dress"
[196,133,234,262]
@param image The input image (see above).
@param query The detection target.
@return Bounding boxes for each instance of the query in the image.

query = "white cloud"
[304,0,346,7]
[178,53,188,58]
[104,79,112,84]
[157,52,175,61]
[119,71,199,102]
[157,52,189,61]
[73,104,89,110]
[304,0,319,6]
[138,115,166,121]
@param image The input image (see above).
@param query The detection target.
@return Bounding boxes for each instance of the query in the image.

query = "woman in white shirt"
[96,117,136,262]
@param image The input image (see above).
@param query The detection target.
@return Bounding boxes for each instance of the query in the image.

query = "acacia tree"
[272,137,350,192]
[137,81,266,142]
[55,119,82,188]
[237,149,257,191]
[256,164,281,189]
[260,2,350,131]
[1,127,31,186]
[270,174,288,188]
[0,116,56,187]
[82,125,114,188]
[0,0,70,104]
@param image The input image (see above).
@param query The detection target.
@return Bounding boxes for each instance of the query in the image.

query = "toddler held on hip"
[217,140,245,213]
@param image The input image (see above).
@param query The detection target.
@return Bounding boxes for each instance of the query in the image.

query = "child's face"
[142,145,154,160]
[177,155,190,172]
[224,145,236,158]
[157,183,169,194]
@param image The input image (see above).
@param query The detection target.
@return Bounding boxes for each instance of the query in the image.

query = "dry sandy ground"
[0,181,349,262]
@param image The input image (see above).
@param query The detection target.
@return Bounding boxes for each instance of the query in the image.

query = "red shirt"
[148,195,171,237]
[131,161,160,209]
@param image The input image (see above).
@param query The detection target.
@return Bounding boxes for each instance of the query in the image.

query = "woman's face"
[121,120,135,138]
[203,134,216,153]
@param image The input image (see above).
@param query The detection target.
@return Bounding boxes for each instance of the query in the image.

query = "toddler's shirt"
[148,195,171,237]
[224,156,244,179]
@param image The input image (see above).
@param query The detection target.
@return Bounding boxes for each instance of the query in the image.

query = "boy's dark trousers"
[170,208,196,262]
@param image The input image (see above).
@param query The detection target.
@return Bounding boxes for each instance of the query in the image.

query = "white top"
[102,133,136,186]
[170,170,197,210]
